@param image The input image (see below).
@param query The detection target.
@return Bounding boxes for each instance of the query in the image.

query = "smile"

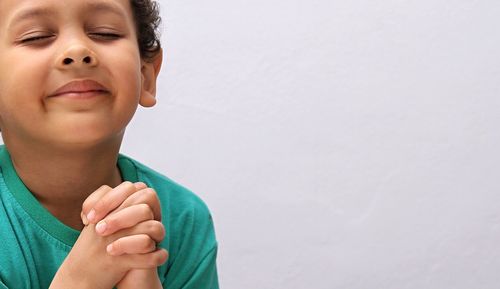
[50,80,110,98]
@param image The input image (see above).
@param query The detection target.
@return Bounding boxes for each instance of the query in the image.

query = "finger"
[88,182,146,224]
[122,248,169,269]
[95,204,154,236]
[116,269,159,288]
[134,182,148,190]
[114,188,162,222]
[107,234,156,256]
[80,211,89,226]
[113,220,166,243]
[83,182,147,224]
[81,185,112,225]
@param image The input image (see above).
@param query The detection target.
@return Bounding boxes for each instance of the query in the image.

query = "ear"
[139,49,163,107]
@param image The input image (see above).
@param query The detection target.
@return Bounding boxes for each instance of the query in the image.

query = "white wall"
[122,0,500,288]
[2,0,496,288]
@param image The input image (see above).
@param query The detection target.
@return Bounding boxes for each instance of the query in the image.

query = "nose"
[56,44,99,69]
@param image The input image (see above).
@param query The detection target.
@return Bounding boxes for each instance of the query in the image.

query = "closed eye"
[20,34,54,44]
[89,32,122,40]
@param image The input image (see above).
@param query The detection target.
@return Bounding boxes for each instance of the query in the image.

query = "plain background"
[123,0,500,288]
[125,0,500,288]
[1,0,498,288]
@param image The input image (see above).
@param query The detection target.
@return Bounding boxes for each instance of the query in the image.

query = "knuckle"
[96,184,130,212]
[93,199,106,212]
[136,188,157,205]
[151,221,166,240]
[144,188,157,199]
[100,184,112,191]
[142,189,161,219]
[90,186,112,211]
[134,181,146,188]
[138,234,149,242]
[121,181,135,191]
[139,204,154,219]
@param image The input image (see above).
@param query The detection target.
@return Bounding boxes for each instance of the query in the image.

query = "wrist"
[51,249,122,289]
[50,263,103,289]
[117,269,162,289]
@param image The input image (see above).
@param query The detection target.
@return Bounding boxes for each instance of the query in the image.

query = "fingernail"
[95,221,107,234]
[82,213,89,226]
[106,244,114,254]
[87,209,96,223]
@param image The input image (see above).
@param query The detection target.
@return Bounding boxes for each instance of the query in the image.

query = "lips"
[50,80,109,97]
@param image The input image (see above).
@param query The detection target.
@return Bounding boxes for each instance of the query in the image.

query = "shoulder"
[117,155,218,282]
[117,155,217,247]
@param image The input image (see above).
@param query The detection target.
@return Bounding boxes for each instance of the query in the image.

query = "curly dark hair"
[130,0,162,61]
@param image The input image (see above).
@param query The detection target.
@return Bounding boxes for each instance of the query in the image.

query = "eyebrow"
[9,7,56,25]
[9,2,126,27]
[83,1,127,17]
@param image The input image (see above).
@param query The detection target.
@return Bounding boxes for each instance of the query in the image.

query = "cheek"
[99,43,143,128]
[102,44,143,97]
[0,49,51,102]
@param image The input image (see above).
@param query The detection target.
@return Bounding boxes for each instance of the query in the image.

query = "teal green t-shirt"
[0,146,218,289]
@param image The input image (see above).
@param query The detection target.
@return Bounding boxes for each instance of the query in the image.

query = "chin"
[47,129,124,152]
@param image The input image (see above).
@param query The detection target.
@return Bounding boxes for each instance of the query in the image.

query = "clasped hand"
[51,182,167,289]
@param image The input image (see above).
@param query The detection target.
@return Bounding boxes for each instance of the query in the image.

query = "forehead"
[0,0,133,28]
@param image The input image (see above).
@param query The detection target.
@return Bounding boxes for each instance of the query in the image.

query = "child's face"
[0,0,158,148]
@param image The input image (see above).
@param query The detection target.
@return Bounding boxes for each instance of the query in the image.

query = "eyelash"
[19,32,122,44]
[89,32,122,40]
[20,35,54,43]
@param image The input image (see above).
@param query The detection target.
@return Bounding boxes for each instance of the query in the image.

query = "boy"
[0,0,219,288]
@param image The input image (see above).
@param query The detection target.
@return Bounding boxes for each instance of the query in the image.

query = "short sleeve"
[161,196,219,289]
[132,157,221,289]
[163,246,219,289]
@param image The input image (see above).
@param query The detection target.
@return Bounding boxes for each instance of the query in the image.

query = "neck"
[4,140,123,230]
